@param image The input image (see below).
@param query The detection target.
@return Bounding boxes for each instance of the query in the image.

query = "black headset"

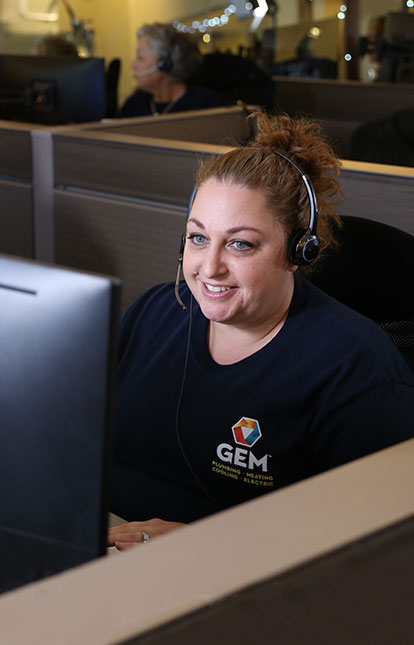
[175,149,320,309]
[270,150,321,266]
[157,51,173,73]
[157,30,178,73]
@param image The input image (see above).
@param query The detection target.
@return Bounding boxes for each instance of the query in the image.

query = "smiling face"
[183,179,297,331]
[131,35,161,91]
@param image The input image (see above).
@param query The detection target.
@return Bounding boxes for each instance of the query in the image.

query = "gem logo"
[232,417,261,448]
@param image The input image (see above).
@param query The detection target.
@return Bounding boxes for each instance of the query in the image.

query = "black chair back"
[308,215,414,370]
[106,58,121,118]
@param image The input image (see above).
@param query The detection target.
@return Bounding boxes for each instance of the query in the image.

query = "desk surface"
[1,440,414,644]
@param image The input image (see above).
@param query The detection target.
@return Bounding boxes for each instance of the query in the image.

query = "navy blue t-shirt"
[118,85,221,118]
[111,278,413,523]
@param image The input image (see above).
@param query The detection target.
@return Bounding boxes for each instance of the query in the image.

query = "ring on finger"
[142,531,150,544]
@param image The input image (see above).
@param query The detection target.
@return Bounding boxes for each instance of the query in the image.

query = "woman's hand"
[108,518,185,550]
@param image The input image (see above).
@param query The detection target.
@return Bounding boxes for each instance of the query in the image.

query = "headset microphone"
[175,186,197,311]
[138,53,174,77]
[137,65,159,76]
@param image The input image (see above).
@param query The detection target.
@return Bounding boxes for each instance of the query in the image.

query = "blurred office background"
[0,0,413,107]
[0,1,413,166]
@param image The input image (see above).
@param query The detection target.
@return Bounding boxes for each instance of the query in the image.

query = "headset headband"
[258,148,319,237]
[185,147,320,265]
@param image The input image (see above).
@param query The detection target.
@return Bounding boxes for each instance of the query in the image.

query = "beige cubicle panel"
[1,104,412,292]
[273,77,414,125]
[272,77,414,160]
[0,107,253,312]
[54,191,185,311]
[0,105,250,263]
[2,106,410,310]
[50,119,413,313]
[82,105,254,146]
[1,439,413,644]
[0,121,35,258]
[0,105,401,311]
[339,160,413,236]
[52,129,232,310]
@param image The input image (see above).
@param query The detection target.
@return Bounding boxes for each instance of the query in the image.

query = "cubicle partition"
[83,105,254,145]
[29,106,253,311]
[50,116,413,312]
[52,129,231,310]
[338,161,413,236]
[0,121,35,258]
[272,76,414,159]
[0,107,250,311]
[0,106,412,313]
[1,440,414,644]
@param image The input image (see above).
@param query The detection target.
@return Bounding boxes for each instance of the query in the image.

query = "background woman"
[119,22,220,118]
[108,113,413,549]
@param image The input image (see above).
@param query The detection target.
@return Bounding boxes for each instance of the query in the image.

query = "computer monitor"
[0,54,106,124]
[0,255,121,594]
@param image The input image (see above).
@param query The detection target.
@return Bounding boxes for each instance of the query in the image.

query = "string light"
[173,4,237,34]
[308,27,322,38]
[337,3,347,19]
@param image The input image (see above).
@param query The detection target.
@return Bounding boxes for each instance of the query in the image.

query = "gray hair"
[137,23,202,81]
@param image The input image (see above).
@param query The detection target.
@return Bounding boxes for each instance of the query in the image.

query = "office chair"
[105,58,121,118]
[308,215,414,371]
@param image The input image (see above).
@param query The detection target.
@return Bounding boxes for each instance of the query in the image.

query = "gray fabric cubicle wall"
[0,106,251,273]
[52,131,231,311]
[272,77,414,160]
[51,113,413,313]
[54,191,185,312]
[82,105,254,146]
[338,163,413,236]
[0,122,35,258]
[52,106,254,311]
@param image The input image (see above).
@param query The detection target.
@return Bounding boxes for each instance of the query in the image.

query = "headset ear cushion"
[288,229,320,265]
[157,53,173,73]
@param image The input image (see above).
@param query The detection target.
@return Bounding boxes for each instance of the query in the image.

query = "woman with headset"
[119,23,220,118]
[108,113,413,549]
